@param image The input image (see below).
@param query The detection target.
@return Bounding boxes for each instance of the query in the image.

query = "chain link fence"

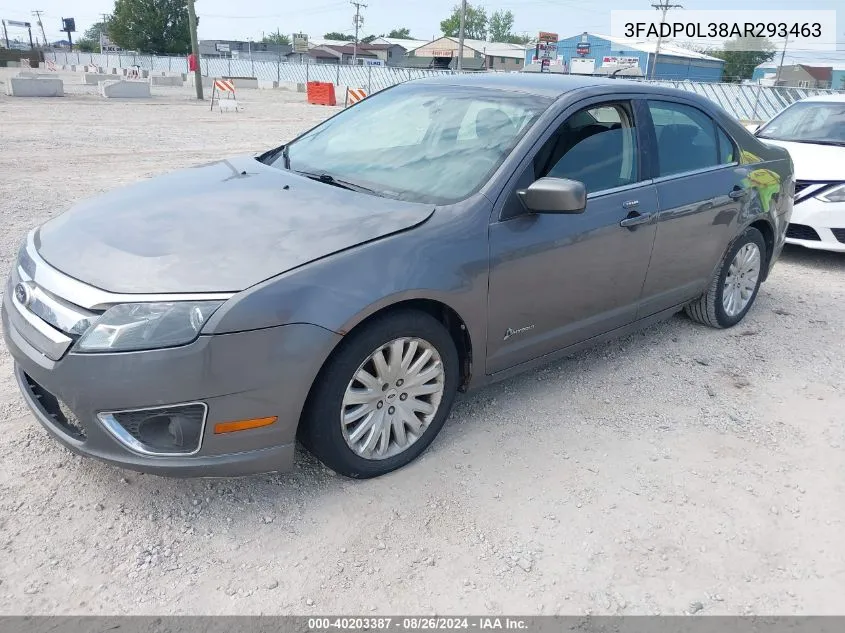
[45,50,842,121]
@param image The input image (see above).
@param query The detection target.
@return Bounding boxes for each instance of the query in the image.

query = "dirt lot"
[0,69,843,616]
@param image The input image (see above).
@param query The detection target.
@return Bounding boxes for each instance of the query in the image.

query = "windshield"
[757,101,845,144]
[271,84,552,204]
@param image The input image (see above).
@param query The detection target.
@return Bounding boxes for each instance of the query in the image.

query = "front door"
[486,99,658,374]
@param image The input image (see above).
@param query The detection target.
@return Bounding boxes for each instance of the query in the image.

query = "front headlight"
[74,301,224,353]
[816,184,845,203]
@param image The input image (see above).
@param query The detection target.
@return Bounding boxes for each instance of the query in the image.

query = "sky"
[1,0,842,55]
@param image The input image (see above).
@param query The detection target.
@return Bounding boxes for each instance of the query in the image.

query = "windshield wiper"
[295,170,378,195]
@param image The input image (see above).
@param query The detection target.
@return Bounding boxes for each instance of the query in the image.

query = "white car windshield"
[275,84,552,204]
[757,101,845,145]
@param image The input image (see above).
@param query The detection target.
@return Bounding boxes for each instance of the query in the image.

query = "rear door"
[638,99,746,316]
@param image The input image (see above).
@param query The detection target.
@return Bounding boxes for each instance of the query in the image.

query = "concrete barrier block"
[188,74,214,89]
[150,75,184,86]
[84,73,115,85]
[258,80,279,89]
[99,80,151,98]
[7,61,21,68]
[17,71,41,78]
[233,78,258,89]
[6,77,64,97]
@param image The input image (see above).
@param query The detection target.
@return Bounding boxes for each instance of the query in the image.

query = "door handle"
[728,188,747,200]
[620,211,653,228]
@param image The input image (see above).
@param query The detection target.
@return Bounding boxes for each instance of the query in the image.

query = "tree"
[76,38,99,52]
[323,32,355,42]
[361,34,377,44]
[488,9,512,42]
[709,36,775,82]
[262,30,290,46]
[108,0,193,54]
[440,3,487,40]
[84,21,107,42]
[387,27,412,39]
[74,21,108,52]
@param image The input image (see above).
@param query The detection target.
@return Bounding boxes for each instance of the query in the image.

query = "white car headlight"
[74,301,224,353]
[816,184,845,203]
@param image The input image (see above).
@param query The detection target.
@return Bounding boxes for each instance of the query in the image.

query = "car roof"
[795,94,845,103]
[409,72,687,99]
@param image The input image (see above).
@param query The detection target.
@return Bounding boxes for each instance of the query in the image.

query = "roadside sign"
[7,20,31,27]
[576,42,591,56]
[603,56,639,66]
[363,58,384,66]
[293,33,309,53]
[538,31,558,43]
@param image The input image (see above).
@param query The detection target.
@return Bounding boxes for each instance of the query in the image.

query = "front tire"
[299,310,459,478]
[685,227,766,328]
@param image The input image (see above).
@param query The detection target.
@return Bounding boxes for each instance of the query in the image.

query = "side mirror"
[518,177,586,214]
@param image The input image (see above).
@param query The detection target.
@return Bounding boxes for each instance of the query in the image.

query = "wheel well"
[749,219,775,280]
[349,299,473,391]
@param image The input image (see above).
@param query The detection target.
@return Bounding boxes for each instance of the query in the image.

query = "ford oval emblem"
[14,282,33,307]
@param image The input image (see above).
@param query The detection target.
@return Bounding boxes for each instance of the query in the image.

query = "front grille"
[23,373,86,440]
[831,228,845,244]
[785,224,822,241]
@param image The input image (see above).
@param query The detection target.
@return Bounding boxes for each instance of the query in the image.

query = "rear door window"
[647,101,720,177]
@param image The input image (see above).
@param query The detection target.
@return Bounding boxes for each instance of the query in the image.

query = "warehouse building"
[410,36,526,71]
[525,32,725,81]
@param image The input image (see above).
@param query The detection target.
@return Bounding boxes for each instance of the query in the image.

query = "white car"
[753,95,845,253]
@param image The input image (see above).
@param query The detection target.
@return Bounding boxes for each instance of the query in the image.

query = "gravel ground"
[0,69,843,616]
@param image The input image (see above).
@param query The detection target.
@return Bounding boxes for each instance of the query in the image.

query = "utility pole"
[32,10,47,47]
[2,21,9,50]
[774,34,788,86]
[351,1,367,66]
[649,0,683,80]
[186,0,203,99]
[100,13,110,52]
[456,0,467,71]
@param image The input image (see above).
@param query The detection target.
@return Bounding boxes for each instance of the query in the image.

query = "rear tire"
[299,310,459,479]
[685,227,766,329]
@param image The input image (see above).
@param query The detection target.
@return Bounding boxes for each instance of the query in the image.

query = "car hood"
[36,155,434,294]
[757,138,845,181]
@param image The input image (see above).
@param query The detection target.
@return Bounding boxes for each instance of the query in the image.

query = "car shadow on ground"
[778,244,845,271]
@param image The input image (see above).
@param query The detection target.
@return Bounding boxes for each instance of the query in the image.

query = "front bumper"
[2,288,341,477]
[786,198,845,253]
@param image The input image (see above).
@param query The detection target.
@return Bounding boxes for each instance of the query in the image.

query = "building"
[358,43,407,66]
[411,36,526,71]
[370,36,429,53]
[773,64,832,89]
[753,56,845,90]
[291,44,378,65]
[199,39,291,61]
[525,32,725,82]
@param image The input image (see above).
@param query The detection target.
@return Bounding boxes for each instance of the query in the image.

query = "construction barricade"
[345,87,367,107]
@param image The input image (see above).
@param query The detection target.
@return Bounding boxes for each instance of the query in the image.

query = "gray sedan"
[2,74,793,478]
